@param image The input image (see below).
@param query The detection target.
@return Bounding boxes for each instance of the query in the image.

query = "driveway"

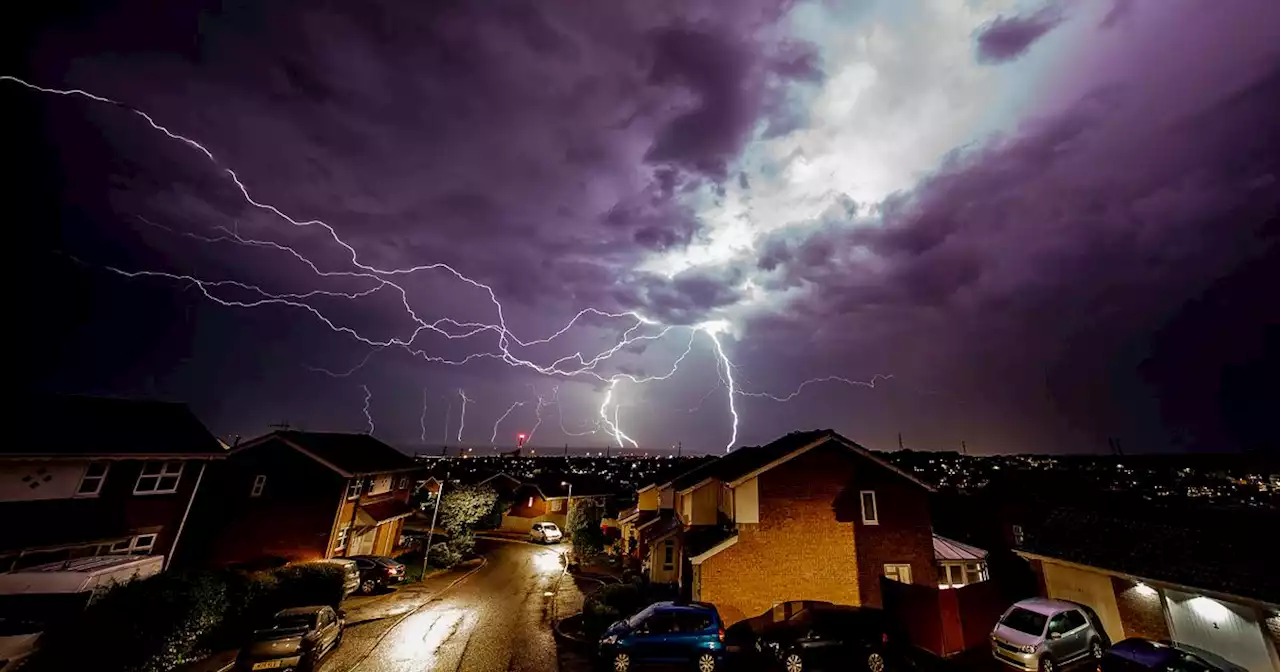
[320,538,584,672]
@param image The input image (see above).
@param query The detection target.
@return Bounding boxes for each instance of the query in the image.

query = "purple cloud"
[974,7,1066,64]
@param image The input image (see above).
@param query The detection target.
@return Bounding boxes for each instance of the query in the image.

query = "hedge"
[27,562,346,672]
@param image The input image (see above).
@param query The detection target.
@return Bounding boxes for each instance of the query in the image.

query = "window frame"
[883,563,913,584]
[76,461,111,497]
[550,499,563,512]
[109,533,157,555]
[1047,613,1070,636]
[334,526,349,552]
[133,461,184,495]
[250,474,267,497]
[397,476,408,490]
[860,490,879,525]
[346,478,363,500]
[662,540,675,570]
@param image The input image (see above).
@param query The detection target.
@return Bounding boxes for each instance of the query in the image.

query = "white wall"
[0,460,92,502]
[734,477,759,523]
[1164,589,1275,672]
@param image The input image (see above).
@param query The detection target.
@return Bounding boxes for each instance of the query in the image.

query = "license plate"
[252,661,284,670]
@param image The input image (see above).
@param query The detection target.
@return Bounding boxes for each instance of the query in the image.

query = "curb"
[552,613,594,647]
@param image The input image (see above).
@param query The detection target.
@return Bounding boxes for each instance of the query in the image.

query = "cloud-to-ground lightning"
[6,75,892,452]
[526,385,551,443]
[442,397,453,443]
[457,389,472,443]
[490,401,525,445]
[419,388,429,444]
[360,384,374,435]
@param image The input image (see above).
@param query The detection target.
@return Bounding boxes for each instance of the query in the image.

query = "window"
[109,534,157,555]
[550,499,564,512]
[527,496,534,508]
[334,526,348,552]
[963,563,986,584]
[640,612,677,635]
[884,563,913,584]
[674,613,712,632]
[662,541,675,570]
[347,478,363,500]
[134,461,183,494]
[250,474,267,497]
[1011,524,1024,546]
[76,462,110,497]
[1047,613,1070,637]
[397,476,408,490]
[860,490,879,525]
[1062,610,1087,632]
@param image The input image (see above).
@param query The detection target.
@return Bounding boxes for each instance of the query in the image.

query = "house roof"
[240,431,418,477]
[357,498,417,526]
[6,395,225,459]
[528,472,614,498]
[1013,503,1279,605]
[670,429,933,493]
[933,534,987,562]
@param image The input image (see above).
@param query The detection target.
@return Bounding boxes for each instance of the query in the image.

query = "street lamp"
[561,480,573,532]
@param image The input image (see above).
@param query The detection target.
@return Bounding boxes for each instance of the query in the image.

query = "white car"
[529,522,563,543]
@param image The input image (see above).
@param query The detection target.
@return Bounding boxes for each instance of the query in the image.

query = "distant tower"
[962,440,968,456]
[898,433,904,451]
[677,441,683,458]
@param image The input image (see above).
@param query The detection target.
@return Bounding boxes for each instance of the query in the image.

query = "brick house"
[186,431,418,565]
[495,472,610,534]
[637,429,937,624]
[0,395,225,571]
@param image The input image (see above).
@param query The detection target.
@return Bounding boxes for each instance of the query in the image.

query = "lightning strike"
[360,384,374,435]
[5,75,891,452]
[738,374,894,401]
[490,401,525,445]
[419,388,429,444]
[456,389,472,443]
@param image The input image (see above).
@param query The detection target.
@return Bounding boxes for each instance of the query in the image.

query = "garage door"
[1165,589,1275,672]
[1042,562,1125,643]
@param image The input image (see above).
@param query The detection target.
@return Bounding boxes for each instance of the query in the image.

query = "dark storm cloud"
[974,6,1065,64]
[611,266,747,325]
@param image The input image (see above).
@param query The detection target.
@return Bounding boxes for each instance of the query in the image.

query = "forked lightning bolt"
[490,401,525,445]
[360,384,374,435]
[6,75,891,452]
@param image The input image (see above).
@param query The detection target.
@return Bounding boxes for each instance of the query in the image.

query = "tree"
[439,483,499,534]
[566,497,607,556]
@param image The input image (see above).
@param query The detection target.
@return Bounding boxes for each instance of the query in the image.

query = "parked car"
[530,522,563,544]
[0,555,164,672]
[723,601,834,657]
[236,606,344,672]
[1100,638,1247,672]
[991,598,1107,672]
[598,601,726,672]
[745,603,902,672]
[316,558,360,598]
[349,556,406,594]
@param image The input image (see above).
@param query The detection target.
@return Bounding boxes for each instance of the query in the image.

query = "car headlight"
[601,635,618,645]
[1020,644,1037,654]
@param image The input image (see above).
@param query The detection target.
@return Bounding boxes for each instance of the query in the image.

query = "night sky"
[9,0,1279,455]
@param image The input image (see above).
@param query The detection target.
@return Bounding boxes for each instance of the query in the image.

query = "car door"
[1045,613,1074,662]
[801,613,844,669]
[1061,609,1092,660]
[631,612,678,663]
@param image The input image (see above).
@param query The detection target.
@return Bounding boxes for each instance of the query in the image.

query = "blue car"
[599,601,727,672]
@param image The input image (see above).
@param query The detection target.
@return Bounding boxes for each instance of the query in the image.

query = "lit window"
[884,563,913,584]
[347,479,363,499]
[134,461,184,495]
[551,499,563,512]
[109,534,157,555]
[76,462,110,497]
[860,490,879,525]
[527,496,534,508]
[250,474,267,497]
[334,526,348,551]
[398,477,408,489]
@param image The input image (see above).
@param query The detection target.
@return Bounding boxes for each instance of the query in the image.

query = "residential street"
[316,538,591,672]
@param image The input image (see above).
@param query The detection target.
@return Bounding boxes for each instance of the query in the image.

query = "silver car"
[991,598,1107,672]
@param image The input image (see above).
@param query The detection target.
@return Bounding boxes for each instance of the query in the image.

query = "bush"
[447,528,476,558]
[28,562,347,672]
[567,499,607,557]
[427,542,462,568]
[29,571,229,672]
[581,582,644,637]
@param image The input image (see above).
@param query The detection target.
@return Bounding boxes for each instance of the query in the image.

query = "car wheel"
[867,652,886,672]
[1091,640,1104,659]
[361,579,377,594]
[613,652,631,672]
[1040,657,1055,672]
[695,652,717,672]
[784,652,805,672]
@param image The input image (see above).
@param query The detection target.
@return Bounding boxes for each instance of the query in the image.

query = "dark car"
[747,603,902,672]
[598,601,727,672]
[349,555,406,594]
[235,606,344,672]
[1100,638,1247,672]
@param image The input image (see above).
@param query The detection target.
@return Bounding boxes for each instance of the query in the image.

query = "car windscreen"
[0,592,92,636]
[627,605,657,629]
[254,615,314,639]
[541,523,559,532]
[1000,607,1048,636]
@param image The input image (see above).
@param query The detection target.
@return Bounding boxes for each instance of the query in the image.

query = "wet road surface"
[319,538,588,672]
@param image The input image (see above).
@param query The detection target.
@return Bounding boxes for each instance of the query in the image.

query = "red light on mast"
[517,433,527,448]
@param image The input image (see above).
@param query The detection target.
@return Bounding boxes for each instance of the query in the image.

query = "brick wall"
[845,456,937,607]
[698,443,862,625]
[1111,577,1169,641]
